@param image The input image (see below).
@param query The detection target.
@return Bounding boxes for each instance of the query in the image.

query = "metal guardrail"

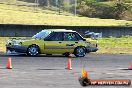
[0,24,132,37]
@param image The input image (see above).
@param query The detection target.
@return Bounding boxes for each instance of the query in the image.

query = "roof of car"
[48,29,76,32]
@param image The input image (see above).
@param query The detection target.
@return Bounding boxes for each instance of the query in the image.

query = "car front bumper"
[6,45,28,54]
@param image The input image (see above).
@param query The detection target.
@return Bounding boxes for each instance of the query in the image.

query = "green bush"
[77,2,116,19]
[77,0,132,20]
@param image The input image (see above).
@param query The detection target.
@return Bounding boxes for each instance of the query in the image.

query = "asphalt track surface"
[0,54,132,88]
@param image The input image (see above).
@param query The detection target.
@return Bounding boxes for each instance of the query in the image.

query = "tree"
[114,0,128,19]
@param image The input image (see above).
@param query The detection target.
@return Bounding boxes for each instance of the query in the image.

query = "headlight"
[6,39,23,46]
[6,40,12,46]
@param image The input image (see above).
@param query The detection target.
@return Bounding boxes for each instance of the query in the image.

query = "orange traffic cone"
[6,57,12,69]
[85,71,88,78]
[66,58,72,70]
[129,61,132,70]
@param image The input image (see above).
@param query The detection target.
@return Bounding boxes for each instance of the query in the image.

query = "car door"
[44,32,64,54]
[61,32,85,53]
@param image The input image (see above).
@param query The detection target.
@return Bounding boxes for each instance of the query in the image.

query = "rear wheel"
[27,45,39,56]
[74,47,86,57]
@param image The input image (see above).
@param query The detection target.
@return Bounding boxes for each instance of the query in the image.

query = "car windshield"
[32,30,51,39]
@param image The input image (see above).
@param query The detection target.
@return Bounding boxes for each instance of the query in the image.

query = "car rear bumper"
[86,46,98,53]
[6,45,28,54]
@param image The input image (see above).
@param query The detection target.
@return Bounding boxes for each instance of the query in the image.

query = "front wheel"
[74,47,86,57]
[27,45,39,56]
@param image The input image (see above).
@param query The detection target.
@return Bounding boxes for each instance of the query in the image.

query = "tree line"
[18,0,132,20]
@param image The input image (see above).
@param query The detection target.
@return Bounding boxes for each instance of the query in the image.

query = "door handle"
[66,44,75,46]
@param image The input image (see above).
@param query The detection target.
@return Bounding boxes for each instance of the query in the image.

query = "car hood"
[7,38,32,45]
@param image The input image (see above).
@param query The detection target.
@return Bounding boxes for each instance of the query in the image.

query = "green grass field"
[0,3,132,26]
[1,37,132,54]
[0,37,8,54]
[97,37,132,54]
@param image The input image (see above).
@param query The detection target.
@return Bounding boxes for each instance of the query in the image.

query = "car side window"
[45,32,63,41]
[64,32,78,41]
[75,33,84,41]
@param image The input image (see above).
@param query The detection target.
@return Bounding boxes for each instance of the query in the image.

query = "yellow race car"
[6,29,98,57]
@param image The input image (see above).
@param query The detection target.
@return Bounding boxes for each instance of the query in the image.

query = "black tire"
[27,45,39,56]
[74,47,86,57]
